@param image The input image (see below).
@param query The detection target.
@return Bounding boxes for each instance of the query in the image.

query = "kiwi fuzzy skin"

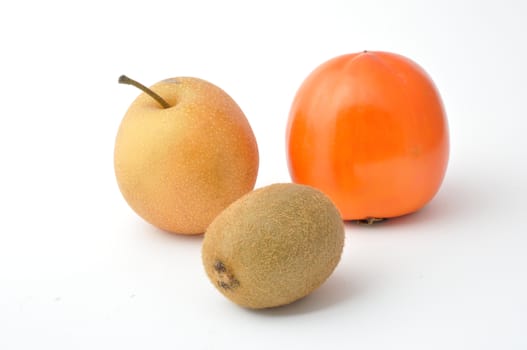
[202,183,345,309]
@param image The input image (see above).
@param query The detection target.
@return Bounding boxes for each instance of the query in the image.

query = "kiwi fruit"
[202,183,345,309]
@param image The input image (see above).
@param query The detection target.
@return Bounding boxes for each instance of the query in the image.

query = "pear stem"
[118,75,170,109]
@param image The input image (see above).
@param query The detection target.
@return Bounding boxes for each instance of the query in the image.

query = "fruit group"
[202,183,344,309]
[287,51,449,221]
[115,76,259,234]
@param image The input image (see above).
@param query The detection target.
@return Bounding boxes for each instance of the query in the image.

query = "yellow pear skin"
[114,77,259,234]
[202,183,345,309]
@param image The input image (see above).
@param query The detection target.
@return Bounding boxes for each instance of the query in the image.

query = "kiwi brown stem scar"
[213,260,240,291]
[214,260,227,273]
[118,75,171,109]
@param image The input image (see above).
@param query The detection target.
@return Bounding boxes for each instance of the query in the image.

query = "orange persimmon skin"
[286,51,449,220]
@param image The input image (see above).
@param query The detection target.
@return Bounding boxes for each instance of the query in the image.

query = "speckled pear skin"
[202,183,345,309]
[114,77,259,234]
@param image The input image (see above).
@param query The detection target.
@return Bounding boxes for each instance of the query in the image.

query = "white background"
[1,0,526,349]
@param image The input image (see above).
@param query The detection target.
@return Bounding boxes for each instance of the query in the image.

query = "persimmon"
[286,51,449,221]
